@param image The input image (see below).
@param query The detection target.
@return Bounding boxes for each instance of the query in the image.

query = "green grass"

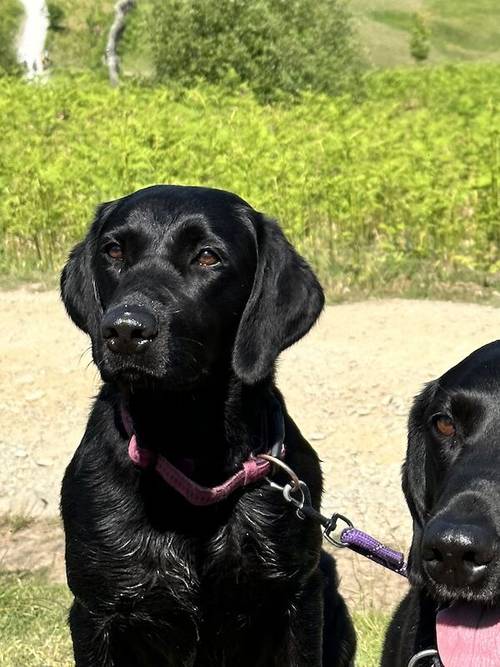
[354,610,390,667]
[0,573,72,667]
[0,572,389,666]
[350,0,500,65]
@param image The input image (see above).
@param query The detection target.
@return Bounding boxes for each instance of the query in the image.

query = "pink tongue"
[436,602,500,667]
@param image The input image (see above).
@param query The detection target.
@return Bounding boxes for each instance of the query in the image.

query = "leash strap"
[267,463,409,577]
[340,527,408,577]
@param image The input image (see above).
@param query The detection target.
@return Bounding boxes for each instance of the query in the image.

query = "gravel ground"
[2,290,500,608]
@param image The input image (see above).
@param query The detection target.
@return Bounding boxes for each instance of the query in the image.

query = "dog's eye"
[434,415,456,438]
[105,243,123,260]
[196,249,220,267]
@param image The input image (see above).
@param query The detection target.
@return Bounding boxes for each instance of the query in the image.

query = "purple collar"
[121,398,285,506]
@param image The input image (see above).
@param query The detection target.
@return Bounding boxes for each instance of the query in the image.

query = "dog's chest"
[133,492,305,611]
[157,499,297,586]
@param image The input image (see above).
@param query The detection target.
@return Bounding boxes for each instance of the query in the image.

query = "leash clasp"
[323,513,354,548]
[262,453,409,575]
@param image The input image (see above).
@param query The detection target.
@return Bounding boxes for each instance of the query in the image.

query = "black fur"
[60,185,355,666]
[382,342,500,666]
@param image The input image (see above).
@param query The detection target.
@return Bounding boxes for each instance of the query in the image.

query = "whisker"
[79,346,92,364]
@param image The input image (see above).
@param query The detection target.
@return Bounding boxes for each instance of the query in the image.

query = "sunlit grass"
[354,609,391,667]
[0,573,72,667]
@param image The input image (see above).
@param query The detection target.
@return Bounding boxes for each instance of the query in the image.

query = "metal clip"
[407,649,440,667]
[262,454,313,520]
[282,480,313,519]
[323,512,354,548]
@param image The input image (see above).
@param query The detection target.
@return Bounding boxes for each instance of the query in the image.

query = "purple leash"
[265,459,408,578]
[339,526,407,577]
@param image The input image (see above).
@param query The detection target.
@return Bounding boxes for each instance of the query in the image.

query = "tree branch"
[105,0,136,86]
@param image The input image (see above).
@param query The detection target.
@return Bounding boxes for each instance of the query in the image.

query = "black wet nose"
[423,519,496,588]
[101,306,158,354]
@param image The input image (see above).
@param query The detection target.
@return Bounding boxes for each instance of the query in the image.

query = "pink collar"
[122,399,285,506]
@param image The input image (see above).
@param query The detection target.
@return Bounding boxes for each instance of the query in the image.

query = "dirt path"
[2,290,500,608]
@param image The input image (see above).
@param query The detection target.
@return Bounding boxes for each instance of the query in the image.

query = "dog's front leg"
[69,599,198,667]
[275,571,355,667]
[271,573,324,667]
[69,600,116,667]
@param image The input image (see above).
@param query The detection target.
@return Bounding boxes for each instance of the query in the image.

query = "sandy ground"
[2,290,500,609]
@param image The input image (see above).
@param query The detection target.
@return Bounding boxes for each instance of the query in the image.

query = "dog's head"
[61,185,324,390]
[404,341,500,601]
[403,342,500,661]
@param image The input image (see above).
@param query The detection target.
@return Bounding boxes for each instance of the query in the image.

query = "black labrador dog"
[382,341,500,667]
[60,185,355,666]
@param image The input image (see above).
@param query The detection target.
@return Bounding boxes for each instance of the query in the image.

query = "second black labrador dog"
[382,341,500,667]
[60,185,355,666]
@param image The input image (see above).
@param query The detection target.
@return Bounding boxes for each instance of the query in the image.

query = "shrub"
[410,13,431,63]
[150,0,363,100]
[47,2,66,32]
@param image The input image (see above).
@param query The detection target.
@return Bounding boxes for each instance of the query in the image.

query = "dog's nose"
[422,519,496,588]
[101,306,158,354]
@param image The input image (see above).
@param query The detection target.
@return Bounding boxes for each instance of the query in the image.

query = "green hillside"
[351,0,500,66]
[4,0,500,76]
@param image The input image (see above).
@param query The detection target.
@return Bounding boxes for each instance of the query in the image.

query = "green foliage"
[45,0,114,73]
[150,0,363,100]
[47,2,66,32]
[410,14,431,63]
[119,1,155,77]
[1,65,500,298]
[0,0,23,75]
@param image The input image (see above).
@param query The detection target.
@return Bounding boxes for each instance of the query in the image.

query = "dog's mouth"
[100,361,162,385]
[98,332,209,390]
[102,362,206,392]
[436,601,500,666]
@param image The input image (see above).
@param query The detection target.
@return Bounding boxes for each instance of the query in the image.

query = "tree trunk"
[105,0,136,86]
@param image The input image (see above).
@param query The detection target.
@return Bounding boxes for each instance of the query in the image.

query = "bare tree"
[105,0,136,86]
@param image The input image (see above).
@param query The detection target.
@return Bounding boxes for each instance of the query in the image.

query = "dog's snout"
[101,306,158,354]
[422,519,496,588]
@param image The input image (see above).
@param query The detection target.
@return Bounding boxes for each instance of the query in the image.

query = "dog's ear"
[60,200,119,335]
[232,215,324,384]
[403,381,437,577]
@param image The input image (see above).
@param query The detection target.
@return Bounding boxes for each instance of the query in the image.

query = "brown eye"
[196,249,220,267]
[435,415,456,438]
[105,243,123,260]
